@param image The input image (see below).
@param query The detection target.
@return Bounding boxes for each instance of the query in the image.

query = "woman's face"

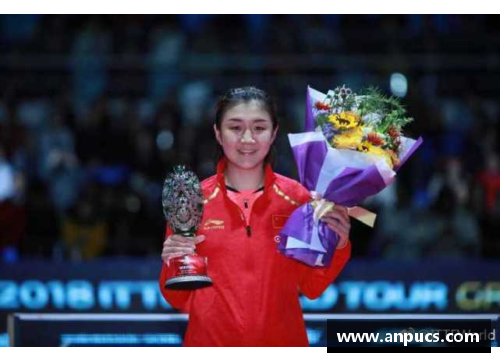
[214,100,278,170]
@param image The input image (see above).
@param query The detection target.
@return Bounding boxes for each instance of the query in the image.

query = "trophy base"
[164,275,213,290]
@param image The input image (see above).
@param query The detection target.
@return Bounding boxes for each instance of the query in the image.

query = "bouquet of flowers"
[277,85,423,267]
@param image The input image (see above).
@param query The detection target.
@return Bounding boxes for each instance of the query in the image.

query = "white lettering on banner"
[0,280,173,311]
[47,281,65,309]
[19,281,49,309]
[98,281,164,310]
[0,279,454,312]
[67,281,94,310]
[0,281,18,308]
[300,281,448,311]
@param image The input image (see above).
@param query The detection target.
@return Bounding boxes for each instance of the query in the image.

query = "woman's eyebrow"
[225,118,270,123]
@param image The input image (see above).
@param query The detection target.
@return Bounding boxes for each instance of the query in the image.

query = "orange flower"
[367,132,385,146]
[315,101,331,111]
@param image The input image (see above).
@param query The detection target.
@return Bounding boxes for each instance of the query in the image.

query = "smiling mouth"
[238,150,257,155]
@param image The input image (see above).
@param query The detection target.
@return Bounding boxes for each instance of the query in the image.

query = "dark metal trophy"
[162,165,213,290]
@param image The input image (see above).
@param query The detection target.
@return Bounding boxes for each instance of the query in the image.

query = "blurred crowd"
[0,14,499,262]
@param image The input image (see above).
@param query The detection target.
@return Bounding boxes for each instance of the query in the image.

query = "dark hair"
[214,86,279,165]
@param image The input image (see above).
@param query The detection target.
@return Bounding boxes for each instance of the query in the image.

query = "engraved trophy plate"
[162,165,212,290]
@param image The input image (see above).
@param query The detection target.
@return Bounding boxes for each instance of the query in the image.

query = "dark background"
[1,14,499,263]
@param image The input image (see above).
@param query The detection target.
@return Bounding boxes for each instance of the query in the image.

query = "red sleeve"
[296,241,351,300]
[158,225,193,312]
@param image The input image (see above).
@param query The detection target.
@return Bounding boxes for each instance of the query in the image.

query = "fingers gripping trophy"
[162,165,213,290]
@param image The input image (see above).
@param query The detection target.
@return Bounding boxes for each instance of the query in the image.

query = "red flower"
[367,133,384,146]
[388,126,400,138]
[315,101,331,111]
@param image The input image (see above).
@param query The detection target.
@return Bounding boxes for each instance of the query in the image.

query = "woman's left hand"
[320,205,351,249]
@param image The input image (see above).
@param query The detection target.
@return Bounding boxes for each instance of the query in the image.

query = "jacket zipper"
[243,199,252,236]
[239,211,252,237]
[227,190,259,238]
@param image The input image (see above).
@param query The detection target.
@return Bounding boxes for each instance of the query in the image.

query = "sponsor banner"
[1,259,499,346]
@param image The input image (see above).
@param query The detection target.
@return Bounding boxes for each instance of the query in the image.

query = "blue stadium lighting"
[390,73,408,98]
[156,130,174,151]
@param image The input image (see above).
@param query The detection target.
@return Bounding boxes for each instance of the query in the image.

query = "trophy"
[162,165,213,290]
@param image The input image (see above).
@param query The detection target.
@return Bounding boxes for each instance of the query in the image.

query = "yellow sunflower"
[328,111,360,130]
[357,141,394,168]
[332,126,363,150]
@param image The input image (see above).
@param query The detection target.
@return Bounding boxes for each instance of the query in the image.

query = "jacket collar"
[216,157,276,194]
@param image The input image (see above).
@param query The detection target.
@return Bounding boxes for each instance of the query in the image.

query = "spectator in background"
[0,144,25,262]
[76,96,132,166]
[22,181,59,259]
[71,18,111,116]
[373,183,423,260]
[61,196,107,261]
[0,101,28,167]
[148,23,185,102]
[475,151,500,258]
[0,145,16,203]
[38,105,82,214]
[427,157,469,207]
[419,186,480,259]
[476,152,500,214]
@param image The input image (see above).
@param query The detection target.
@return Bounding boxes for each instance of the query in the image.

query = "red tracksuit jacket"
[159,158,351,346]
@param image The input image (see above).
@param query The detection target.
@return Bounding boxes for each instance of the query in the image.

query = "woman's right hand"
[161,234,206,265]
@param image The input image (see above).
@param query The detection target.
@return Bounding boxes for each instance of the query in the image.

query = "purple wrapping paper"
[277,86,423,268]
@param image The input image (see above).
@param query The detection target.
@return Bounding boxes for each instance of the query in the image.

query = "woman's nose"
[241,129,256,143]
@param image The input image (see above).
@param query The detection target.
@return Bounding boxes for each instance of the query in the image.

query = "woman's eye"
[255,127,267,131]
[229,126,241,131]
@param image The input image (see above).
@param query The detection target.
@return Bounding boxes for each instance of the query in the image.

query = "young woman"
[159,86,352,346]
